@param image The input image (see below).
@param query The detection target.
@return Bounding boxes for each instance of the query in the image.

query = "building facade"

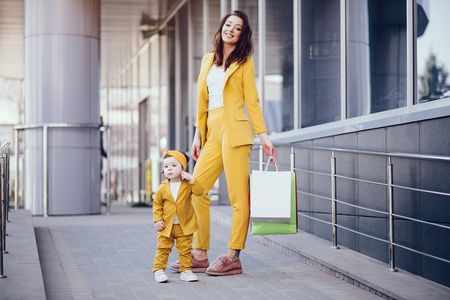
[102,0,450,287]
[0,0,448,288]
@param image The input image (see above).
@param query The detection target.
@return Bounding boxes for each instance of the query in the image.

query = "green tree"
[419,51,449,101]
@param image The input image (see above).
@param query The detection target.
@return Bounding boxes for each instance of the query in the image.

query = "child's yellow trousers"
[192,107,252,251]
[153,224,193,272]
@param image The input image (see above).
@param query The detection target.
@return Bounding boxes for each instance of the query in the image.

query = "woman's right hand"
[191,127,201,161]
[191,137,201,161]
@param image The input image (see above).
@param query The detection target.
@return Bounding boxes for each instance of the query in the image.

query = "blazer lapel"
[177,181,188,201]
[163,181,176,203]
[200,55,239,91]
[223,61,239,87]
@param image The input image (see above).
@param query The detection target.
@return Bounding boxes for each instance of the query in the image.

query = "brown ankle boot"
[169,253,209,273]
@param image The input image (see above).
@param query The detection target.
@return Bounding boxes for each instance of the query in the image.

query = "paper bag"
[250,169,293,223]
[250,160,298,235]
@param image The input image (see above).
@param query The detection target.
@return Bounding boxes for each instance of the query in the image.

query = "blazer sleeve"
[190,178,204,196]
[152,187,164,223]
[242,57,267,135]
[195,54,212,128]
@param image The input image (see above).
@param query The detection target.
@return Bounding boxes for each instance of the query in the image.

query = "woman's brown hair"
[212,10,253,69]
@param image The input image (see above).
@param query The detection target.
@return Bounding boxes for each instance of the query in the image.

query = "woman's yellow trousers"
[192,107,251,250]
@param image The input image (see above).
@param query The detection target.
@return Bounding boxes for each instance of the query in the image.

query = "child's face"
[163,156,183,181]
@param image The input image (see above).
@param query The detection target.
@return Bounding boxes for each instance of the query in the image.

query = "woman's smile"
[221,15,243,46]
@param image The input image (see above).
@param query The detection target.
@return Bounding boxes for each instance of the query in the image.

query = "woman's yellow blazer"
[195,53,267,148]
[153,179,204,238]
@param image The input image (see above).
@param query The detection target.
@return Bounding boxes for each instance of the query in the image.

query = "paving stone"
[3,203,450,299]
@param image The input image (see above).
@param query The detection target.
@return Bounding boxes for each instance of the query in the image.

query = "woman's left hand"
[257,132,276,162]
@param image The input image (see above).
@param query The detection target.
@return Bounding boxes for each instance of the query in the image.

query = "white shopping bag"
[250,158,292,223]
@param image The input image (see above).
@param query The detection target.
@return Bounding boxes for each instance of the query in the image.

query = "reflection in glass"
[239,0,259,77]
[150,39,161,157]
[192,0,204,77]
[264,0,293,133]
[179,5,190,152]
[168,18,176,149]
[209,0,221,50]
[347,0,407,118]
[417,0,450,103]
[301,0,341,128]
[159,33,168,153]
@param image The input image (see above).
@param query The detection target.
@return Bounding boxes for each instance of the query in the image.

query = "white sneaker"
[154,270,169,283]
[180,270,198,282]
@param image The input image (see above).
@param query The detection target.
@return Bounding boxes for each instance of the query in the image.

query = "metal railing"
[13,123,111,216]
[0,141,10,278]
[253,144,450,272]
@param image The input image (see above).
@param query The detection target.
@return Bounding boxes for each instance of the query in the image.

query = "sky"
[417,0,450,77]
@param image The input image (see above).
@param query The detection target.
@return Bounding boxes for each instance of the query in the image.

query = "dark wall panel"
[386,122,420,153]
[395,220,422,274]
[420,117,450,156]
[244,116,450,287]
[358,215,388,263]
[336,214,358,250]
[357,128,386,151]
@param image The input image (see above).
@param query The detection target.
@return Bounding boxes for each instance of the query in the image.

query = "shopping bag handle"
[264,156,280,172]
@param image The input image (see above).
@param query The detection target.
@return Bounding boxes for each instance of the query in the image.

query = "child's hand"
[155,220,166,231]
[181,171,195,183]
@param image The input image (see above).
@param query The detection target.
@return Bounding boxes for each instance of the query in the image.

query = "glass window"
[179,5,190,152]
[159,34,168,152]
[167,18,176,150]
[264,0,294,133]
[138,48,150,98]
[209,0,221,51]
[239,0,259,77]
[301,0,341,128]
[417,0,450,103]
[192,0,204,77]
[347,0,407,118]
[148,38,161,187]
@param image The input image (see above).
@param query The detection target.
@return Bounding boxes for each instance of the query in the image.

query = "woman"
[170,10,275,276]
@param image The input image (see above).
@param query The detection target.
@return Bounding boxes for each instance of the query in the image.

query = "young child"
[153,150,204,283]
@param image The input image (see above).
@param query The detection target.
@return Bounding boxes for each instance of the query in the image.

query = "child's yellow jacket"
[153,179,204,238]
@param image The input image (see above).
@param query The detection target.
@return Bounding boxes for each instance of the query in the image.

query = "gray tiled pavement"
[1,202,450,300]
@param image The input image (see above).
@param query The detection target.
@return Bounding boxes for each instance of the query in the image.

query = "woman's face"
[221,15,243,46]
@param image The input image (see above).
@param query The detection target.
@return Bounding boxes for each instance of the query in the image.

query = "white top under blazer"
[170,181,181,224]
[206,64,225,111]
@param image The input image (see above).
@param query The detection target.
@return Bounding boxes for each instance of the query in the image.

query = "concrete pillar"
[24,0,101,215]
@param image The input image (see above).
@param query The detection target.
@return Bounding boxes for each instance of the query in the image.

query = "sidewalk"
[212,206,450,300]
[1,202,449,300]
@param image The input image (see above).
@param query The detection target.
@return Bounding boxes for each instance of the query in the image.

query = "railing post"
[290,147,295,172]
[387,156,397,272]
[14,130,19,210]
[331,151,339,249]
[0,153,6,278]
[1,154,8,255]
[106,126,111,216]
[5,151,9,222]
[43,126,49,217]
[259,146,263,171]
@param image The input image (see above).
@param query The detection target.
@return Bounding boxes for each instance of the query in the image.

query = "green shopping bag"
[250,164,298,235]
